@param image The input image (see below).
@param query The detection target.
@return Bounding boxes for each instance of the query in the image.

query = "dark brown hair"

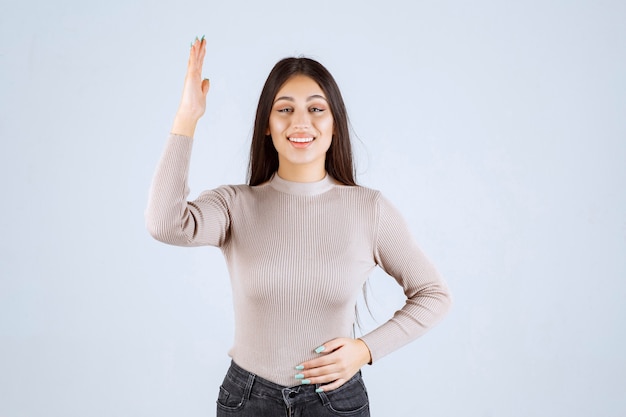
[247,57,356,186]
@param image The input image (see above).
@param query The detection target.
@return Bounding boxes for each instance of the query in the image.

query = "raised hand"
[172,36,210,137]
[295,338,372,392]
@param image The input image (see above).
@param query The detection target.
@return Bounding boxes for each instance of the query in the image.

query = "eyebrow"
[273,94,328,104]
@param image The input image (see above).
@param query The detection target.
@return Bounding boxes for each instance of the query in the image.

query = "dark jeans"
[216,361,370,417]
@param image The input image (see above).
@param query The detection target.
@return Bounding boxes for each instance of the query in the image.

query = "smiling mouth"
[288,137,315,143]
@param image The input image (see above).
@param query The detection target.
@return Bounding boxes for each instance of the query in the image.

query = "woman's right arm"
[145,37,231,247]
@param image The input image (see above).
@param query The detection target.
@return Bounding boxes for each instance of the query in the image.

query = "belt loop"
[243,372,255,400]
[317,386,330,406]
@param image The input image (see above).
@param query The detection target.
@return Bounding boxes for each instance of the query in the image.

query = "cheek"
[268,117,286,136]
[316,116,334,135]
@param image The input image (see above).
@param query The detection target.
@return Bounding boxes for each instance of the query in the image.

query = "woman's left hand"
[296,338,372,392]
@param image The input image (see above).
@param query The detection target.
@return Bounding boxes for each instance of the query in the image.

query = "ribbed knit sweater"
[146,134,452,386]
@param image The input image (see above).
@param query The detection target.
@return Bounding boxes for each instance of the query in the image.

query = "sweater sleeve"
[359,194,452,363]
[145,134,232,247]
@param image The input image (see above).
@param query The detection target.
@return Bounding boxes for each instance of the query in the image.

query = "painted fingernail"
[295,373,304,379]
[301,379,311,385]
[295,365,304,370]
[315,388,324,393]
[314,346,325,354]
[201,35,205,41]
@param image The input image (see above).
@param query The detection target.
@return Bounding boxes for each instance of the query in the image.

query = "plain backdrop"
[1,0,625,416]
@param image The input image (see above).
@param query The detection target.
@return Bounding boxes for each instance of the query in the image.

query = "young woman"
[146,37,452,417]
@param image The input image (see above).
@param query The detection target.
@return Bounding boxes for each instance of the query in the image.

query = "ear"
[265,127,270,135]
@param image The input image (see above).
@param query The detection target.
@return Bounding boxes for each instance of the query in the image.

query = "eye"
[310,107,325,113]
[277,107,293,113]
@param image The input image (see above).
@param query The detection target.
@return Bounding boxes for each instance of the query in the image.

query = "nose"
[292,110,311,130]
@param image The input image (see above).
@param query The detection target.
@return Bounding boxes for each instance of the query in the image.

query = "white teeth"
[288,137,314,143]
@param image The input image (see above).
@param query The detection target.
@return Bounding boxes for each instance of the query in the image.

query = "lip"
[288,132,315,138]
[287,132,315,143]
[287,134,315,148]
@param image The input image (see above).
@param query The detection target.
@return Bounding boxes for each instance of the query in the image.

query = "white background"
[1,0,625,416]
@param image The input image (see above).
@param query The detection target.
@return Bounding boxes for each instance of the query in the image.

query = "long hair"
[247,57,356,186]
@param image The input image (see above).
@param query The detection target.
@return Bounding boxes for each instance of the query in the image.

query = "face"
[267,75,334,182]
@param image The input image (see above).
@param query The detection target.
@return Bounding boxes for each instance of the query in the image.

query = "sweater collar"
[268,173,335,196]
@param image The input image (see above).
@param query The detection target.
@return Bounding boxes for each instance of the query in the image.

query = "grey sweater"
[146,134,452,386]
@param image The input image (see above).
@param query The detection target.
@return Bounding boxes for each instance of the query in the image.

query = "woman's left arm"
[359,193,452,361]
[297,193,452,391]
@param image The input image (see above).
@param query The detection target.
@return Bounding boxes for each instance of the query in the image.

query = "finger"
[199,36,207,62]
[188,37,203,73]
[300,353,335,370]
[315,338,348,354]
[300,338,349,369]
[318,378,347,392]
[187,42,199,77]
[201,78,210,96]
[186,42,195,73]
[299,362,337,378]
[299,370,343,386]
[194,36,206,74]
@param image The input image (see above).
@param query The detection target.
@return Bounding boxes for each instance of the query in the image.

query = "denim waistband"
[224,360,363,407]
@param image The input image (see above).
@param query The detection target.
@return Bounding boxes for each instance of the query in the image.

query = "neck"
[277,163,326,183]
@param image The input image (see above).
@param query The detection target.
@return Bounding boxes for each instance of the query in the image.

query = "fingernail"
[315,388,324,393]
[195,36,199,41]
[301,379,311,385]
[295,365,304,370]
[295,373,304,379]
[201,35,205,41]
[314,346,325,354]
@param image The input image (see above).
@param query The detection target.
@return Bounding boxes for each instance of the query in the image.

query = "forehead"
[275,75,326,99]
